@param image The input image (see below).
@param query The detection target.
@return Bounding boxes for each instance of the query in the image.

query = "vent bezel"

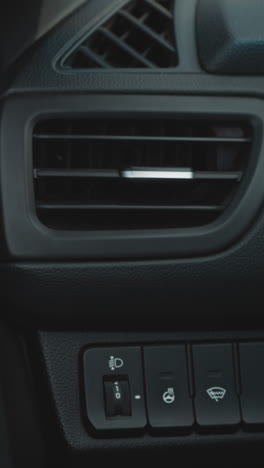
[0,94,263,261]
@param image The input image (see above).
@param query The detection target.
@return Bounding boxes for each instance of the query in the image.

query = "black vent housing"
[61,0,178,69]
[33,118,252,231]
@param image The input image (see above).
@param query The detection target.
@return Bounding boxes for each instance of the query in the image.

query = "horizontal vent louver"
[62,0,178,69]
[33,118,252,231]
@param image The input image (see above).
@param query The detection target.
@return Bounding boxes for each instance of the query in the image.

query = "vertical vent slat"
[78,45,111,68]
[143,0,174,18]
[98,27,157,68]
[118,10,175,52]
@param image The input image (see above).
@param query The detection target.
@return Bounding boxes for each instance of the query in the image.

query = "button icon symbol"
[109,356,124,371]
[206,387,227,402]
[114,381,121,400]
[162,388,175,404]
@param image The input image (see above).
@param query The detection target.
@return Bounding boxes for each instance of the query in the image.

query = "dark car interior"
[1,0,264,466]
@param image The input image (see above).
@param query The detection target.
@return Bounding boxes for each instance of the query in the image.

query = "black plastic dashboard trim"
[0,94,263,261]
[6,0,264,98]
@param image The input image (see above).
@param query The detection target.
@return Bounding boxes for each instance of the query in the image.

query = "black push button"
[144,346,194,429]
[104,379,131,417]
[83,347,146,431]
[192,344,240,427]
[240,343,264,424]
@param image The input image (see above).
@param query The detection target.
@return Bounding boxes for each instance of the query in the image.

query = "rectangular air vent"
[61,0,178,69]
[33,118,252,231]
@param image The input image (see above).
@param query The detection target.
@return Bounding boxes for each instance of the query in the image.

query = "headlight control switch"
[104,379,131,417]
[83,347,146,431]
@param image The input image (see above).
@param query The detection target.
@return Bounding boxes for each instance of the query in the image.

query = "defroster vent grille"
[62,0,178,69]
[33,118,252,231]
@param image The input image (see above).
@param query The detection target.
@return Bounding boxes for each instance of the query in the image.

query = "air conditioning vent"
[61,0,178,69]
[33,118,252,231]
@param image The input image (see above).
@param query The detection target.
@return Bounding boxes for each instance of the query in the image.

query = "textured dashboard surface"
[3,0,264,97]
[0,0,263,324]
[1,1,264,466]
[2,199,264,327]
[0,0,86,71]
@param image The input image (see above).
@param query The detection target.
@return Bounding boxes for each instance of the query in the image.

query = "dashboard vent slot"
[62,0,177,69]
[33,118,252,231]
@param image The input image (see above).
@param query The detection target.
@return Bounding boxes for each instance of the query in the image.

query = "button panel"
[83,342,264,433]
